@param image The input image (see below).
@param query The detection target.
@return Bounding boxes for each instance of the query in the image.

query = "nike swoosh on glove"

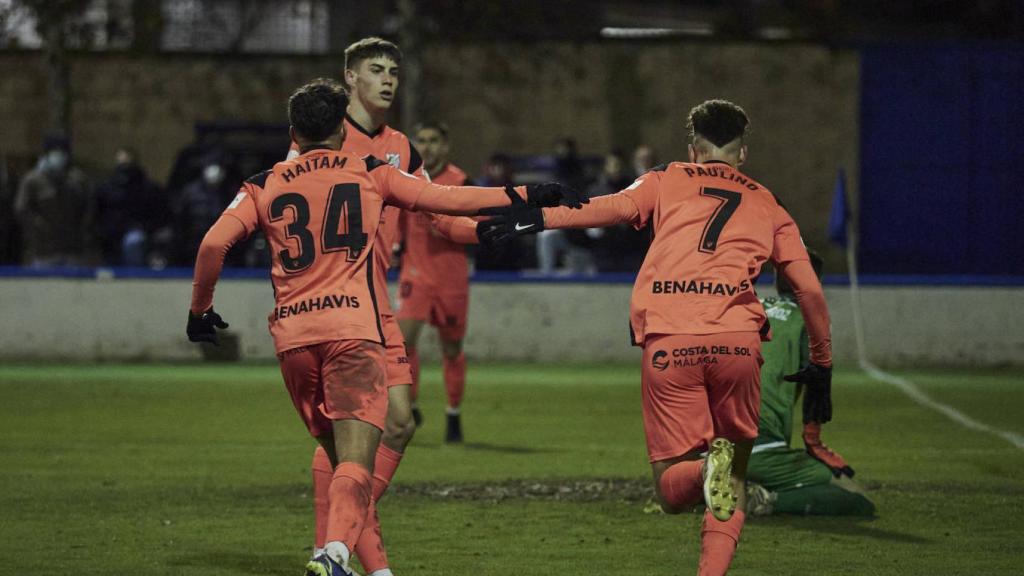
[477,188,545,245]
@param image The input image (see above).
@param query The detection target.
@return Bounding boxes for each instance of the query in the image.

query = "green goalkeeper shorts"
[746,447,834,492]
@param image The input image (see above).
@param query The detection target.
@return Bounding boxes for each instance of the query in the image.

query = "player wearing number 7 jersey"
[186,79,574,576]
[479,99,833,576]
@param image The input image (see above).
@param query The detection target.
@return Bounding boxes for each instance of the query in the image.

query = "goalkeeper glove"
[187,308,229,345]
[783,362,833,424]
[803,422,855,478]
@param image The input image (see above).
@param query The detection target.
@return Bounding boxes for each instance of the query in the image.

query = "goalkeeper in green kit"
[744,251,875,516]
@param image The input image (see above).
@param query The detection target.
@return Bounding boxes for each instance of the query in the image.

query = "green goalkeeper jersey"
[755,295,809,448]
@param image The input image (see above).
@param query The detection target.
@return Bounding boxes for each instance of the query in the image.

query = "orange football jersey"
[544,161,810,344]
[204,148,517,353]
[398,163,471,295]
[342,116,426,317]
[290,115,426,317]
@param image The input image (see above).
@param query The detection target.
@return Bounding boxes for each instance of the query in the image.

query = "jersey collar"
[345,113,385,139]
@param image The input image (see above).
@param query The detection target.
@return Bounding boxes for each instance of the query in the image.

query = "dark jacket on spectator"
[96,163,165,264]
[14,164,95,266]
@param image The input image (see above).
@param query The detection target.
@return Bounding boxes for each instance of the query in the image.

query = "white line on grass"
[860,361,1024,450]
[841,242,1023,451]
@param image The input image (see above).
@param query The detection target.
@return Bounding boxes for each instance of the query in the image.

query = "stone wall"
[0,42,859,267]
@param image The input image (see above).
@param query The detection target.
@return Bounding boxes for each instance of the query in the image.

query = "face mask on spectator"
[44,150,69,172]
[203,164,224,186]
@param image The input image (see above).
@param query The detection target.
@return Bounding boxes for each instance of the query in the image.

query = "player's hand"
[476,202,544,246]
[803,422,855,478]
[520,182,589,209]
[783,363,832,424]
[187,308,229,345]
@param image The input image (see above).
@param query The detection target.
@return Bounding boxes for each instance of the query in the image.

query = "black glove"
[477,192,545,245]
[187,308,229,345]
[784,363,833,424]
[518,182,588,209]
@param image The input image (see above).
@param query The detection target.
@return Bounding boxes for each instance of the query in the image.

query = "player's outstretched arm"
[372,161,586,215]
[187,214,248,345]
[543,193,642,228]
[542,170,661,230]
[424,213,483,245]
[475,188,653,245]
[475,171,662,244]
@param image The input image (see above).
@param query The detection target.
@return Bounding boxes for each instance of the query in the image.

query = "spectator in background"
[633,144,657,177]
[96,147,166,266]
[554,137,587,191]
[587,150,649,272]
[174,152,231,265]
[589,150,634,198]
[166,130,226,198]
[14,134,95,267]
[0,154,19,264]
[477,152,512,188]
[474,153,525,271]
[538,137,594,275]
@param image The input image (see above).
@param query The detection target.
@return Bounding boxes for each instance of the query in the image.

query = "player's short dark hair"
[344,37,403,71]
[288,78,349,143]
[776,249,824,296]
[687,100,750,148]
[414,121,450,140]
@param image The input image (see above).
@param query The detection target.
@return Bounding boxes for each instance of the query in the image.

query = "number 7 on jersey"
[698,187,742,254]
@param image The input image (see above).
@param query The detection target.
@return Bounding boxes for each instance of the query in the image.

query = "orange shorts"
[641,332,763,463]
[381,314,413,388]
[396,281,468,342]
[278,339,388,437]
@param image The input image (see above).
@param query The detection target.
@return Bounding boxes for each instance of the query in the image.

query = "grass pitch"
[0,362,1021,575]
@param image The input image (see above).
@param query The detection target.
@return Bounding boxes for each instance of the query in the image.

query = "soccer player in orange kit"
[397,121,474,443]
[294,38,425,576]
[188,78,579,576]
[478,99,834,576]
[285,39,483,575]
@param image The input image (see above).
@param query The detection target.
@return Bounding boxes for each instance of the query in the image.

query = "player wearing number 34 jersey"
[210,146,511,355]
[187,79,579,576]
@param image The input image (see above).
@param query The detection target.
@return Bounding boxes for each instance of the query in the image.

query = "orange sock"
[698,509,746,576]
[408,347,420,403]
[326,462,372,550]
[658,460,703,509]
[354,499,389,573]
[442,352,466,409]
[311,446,333,549]
[372,444,404,501]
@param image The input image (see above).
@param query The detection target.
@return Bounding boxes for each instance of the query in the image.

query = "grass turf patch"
[0,362,1021,575]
